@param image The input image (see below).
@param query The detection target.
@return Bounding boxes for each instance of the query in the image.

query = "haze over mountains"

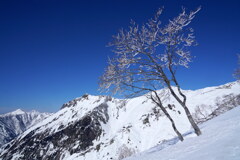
[0,81,239,160]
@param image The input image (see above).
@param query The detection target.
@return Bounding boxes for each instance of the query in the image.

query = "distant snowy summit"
[0,109,51,147]
[0,81,240,160]
[3,109,25,116]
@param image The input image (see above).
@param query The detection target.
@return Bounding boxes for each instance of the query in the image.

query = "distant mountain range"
[0,109,50,147]
[0,81,239,160]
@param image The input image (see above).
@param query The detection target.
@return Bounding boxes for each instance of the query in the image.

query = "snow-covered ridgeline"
[0,109,51,147]
[0,81,239,160]
[125,105,240,160]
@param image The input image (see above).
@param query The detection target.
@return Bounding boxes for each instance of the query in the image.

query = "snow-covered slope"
[124,105,240,160]
[0,109,50,147]
[0,81,239,160]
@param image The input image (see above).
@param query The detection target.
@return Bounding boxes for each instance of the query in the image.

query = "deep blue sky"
[0,0,239,114]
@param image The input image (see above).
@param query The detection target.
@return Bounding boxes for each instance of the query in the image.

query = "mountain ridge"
[0,109,51,147]
[0,81,239,160]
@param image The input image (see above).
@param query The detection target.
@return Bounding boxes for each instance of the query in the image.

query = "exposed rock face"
[61,94,90,109]
[0,102,109,160]
[0,110,50,147]
[0,82,240,160]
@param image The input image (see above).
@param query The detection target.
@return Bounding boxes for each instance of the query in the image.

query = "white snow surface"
[1,109,25,116]
[1,81,240,160]
[124,105,240,160]
[0,109,51,146]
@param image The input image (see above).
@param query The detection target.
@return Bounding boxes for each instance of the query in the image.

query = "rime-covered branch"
[99,6,202,138]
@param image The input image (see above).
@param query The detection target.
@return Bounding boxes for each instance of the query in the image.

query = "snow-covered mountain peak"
[1,109,25,117]
[11,109,25,115]
[0,109,51,147]
[60,94,116,109]
[0,81,239,160]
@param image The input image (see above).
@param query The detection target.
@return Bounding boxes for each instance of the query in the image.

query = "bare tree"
[99,7,202,140]
[234,54,240,80]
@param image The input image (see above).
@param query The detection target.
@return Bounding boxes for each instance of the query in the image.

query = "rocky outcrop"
[0,81,240,160]
[0,103,109,160]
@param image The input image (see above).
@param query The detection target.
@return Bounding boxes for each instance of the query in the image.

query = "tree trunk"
[150,94,184,141]
[161,106,184,141]
[167,85,202,136]
[150,56,202,136]
[182,103,202,136]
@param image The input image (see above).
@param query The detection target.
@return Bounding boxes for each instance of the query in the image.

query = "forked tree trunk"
[146,53,202,136]
[162,63,202,136]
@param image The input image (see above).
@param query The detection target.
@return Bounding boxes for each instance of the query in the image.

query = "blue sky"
[0,0,239,114]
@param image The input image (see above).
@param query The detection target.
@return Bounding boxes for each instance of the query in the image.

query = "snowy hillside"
[0,81,239,160]
[124,106,240,160]
[0,109,50,146]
